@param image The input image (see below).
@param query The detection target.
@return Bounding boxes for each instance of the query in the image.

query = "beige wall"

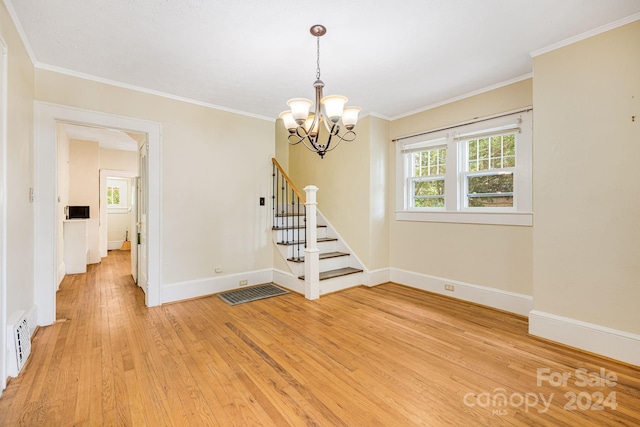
[1,2,35,318]
[389,80,534,295]
[34,69,275,285]
[532,21,640,333]
[287,115,390,270]
[100,147,138,172]
[368,116,390,270]
[68,139,100,263]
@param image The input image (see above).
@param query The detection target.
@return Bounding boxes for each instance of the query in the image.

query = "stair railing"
[271,158,320,300]
[272,158,306,261]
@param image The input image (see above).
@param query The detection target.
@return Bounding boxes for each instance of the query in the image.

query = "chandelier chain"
[316,36,321,80]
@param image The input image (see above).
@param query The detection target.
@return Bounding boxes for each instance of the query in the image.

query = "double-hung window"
[405,139,447,208]
[396,109,532,226]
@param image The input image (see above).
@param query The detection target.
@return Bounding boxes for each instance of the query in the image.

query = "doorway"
[34,102,161,327]
[100,171,139,279]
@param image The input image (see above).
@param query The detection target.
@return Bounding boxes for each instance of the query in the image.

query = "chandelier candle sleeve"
[280,24,361,159]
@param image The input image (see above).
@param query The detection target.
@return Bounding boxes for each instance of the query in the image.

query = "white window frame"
[405,140,448,210]
[395,108,532,226]
[106,177,130,213]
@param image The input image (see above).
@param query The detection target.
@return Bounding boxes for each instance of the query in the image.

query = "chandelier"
[279,25,361,159]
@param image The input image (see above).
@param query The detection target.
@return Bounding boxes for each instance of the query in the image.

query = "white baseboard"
[529,310,640,367]
[26,306,38,338]
[389,268,533,316]
[107,240,124,250]
[161,269,274,303]
[272,269,304,294]
[366,268,390,286]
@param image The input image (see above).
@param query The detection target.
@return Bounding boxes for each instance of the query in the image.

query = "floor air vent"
[7,311,31,376]
[218,283,289,306]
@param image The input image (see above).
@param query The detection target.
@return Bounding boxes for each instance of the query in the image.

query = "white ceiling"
[63,123,138,151]
[7,1,640,120]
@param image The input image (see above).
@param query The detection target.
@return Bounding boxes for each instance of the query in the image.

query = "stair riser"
[319,272,365,295]
[284,239,337,259]
[319,256,351,272]
[288,254,351,277]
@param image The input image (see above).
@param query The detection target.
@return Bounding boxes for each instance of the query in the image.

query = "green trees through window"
[411,147,446,207]
[466,133,515,207]
[107,186,121,206]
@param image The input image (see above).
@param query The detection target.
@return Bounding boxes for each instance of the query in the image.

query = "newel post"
[304,185,320,300]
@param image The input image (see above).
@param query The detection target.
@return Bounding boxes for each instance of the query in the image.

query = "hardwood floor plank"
[1,250,639,426]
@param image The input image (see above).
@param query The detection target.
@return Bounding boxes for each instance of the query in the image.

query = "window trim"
[395,108,533,226]
[106,177,130,213]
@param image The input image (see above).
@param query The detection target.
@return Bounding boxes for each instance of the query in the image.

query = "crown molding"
[531,12,640,58]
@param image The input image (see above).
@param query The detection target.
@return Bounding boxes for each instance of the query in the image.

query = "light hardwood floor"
[1,250,639,426]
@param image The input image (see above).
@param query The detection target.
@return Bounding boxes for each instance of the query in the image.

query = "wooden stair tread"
[299,267,363,281]
[277,237,337,246]
[287,251,349,263]
[272,225,327,230]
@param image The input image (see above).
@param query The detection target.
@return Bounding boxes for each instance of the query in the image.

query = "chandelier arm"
[287,126,324,153]
[324,129,357,153]
[286,133,304,146]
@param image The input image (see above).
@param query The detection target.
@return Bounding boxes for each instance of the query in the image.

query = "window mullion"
[445,135,458,212]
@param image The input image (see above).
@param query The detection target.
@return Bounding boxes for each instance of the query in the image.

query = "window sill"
[395,210,532,226]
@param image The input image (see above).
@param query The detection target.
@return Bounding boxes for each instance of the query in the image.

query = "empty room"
[0,1,639,425]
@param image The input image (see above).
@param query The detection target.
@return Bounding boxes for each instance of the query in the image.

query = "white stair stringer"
[272,208,365,296]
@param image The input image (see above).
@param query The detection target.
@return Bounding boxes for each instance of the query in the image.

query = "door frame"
[0,37,8,393]
[34,102,162,326]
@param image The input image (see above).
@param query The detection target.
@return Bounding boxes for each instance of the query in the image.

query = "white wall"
[102,149,138,250]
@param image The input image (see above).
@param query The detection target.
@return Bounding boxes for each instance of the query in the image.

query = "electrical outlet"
[239,280,248,286]
[444,284,455,292]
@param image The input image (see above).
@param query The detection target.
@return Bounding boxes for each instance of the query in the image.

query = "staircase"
[271,159,364,298]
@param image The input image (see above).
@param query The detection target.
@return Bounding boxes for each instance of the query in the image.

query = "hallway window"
[106,177,129,211]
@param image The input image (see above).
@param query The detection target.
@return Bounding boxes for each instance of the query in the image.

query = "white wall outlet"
[444,284,455,292]
[214,266,223,273]
[239,280,248,286]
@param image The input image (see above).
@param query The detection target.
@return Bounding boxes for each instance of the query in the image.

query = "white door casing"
[137,141,148,294]
[130,176,139,284]
[0,37,8,394]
